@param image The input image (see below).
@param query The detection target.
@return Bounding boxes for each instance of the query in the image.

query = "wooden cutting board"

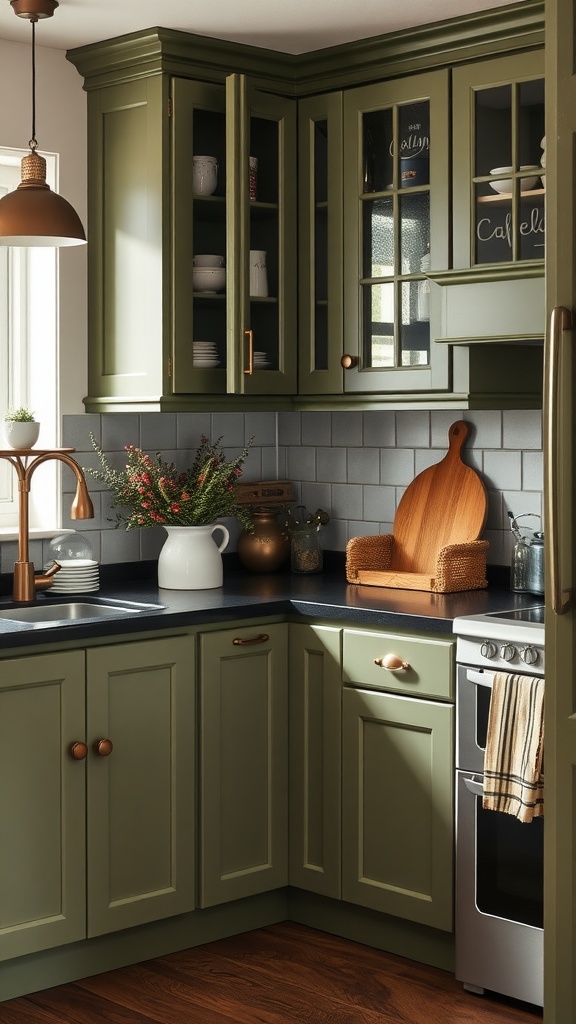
[389,419,487,574]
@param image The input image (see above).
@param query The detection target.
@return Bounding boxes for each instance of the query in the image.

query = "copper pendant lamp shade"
[0,0,87,247]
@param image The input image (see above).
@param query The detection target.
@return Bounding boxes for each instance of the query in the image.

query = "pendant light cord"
[29,18,38,153]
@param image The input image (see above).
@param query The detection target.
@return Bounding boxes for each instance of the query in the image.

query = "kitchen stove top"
[453,604,545,675]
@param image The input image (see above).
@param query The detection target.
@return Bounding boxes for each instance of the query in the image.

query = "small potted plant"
[3,407,40,449]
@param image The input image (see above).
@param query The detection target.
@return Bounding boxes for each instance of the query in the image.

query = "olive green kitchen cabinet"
[198,622,288,907]
[0,635,195,962]
[0,650,86,961]
[341,628,455,931]
[72,48,297,410]
[432,49,546,354]
[288,623,342,898]
[86,636,196,936]
[298,92,344,395]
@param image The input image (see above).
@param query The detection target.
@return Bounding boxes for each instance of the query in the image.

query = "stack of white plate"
[45,559,100,594]
[253,350,272,369]
[193,341,221,368]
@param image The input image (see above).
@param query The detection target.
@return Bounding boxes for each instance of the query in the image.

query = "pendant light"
[0,0,86,246]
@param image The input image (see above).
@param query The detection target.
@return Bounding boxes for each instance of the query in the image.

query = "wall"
[2,407,539,575]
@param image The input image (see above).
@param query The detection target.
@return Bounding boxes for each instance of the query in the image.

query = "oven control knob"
[500,642,517,662]
[480,640,498,659]
[520,645,539,666]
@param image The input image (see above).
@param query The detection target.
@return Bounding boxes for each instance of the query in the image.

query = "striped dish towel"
[482,672,544,823]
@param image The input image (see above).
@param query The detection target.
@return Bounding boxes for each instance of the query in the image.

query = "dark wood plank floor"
[0,922,543,1024]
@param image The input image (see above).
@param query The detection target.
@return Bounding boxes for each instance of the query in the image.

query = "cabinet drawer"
[342,628,454,700]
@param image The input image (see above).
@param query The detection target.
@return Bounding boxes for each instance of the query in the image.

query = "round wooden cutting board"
[391,420,487,573]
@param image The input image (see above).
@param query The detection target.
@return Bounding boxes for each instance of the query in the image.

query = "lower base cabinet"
[341,686,454,931]
[0,635,195,962]
[199,622,288,907]
[289,624,342,898]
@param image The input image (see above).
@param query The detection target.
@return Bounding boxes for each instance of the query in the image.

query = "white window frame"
[0,146,59,534]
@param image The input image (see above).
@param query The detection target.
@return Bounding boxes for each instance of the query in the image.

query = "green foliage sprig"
[85,433,254,531]
[4,406,35,422]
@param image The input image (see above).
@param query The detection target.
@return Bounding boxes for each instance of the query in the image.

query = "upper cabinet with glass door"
[342,72,450,395]
[172,75,297,399]
[452,52,545,273]
[226,75,297,397]
[172,79,228,396]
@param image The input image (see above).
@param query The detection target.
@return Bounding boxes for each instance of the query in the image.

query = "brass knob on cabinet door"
[70,741,88,760]
[374,654,410,671]
[341,354,358,369]
[94,738,113,757]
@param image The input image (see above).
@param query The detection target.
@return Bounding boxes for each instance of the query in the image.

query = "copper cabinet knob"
[70,741,88,760]
[94,738,113,757]
[341,354,358,369]
[374,654,410,671]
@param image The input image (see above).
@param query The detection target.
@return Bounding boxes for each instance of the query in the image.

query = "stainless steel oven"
[453,606,544,1008]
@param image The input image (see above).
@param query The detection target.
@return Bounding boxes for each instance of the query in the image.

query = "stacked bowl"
[193,341,221,368]
[193,254,226,293]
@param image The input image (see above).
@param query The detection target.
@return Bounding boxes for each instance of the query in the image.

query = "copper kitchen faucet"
[0,447,94,602]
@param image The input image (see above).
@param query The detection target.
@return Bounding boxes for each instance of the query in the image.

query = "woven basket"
[346,534,489,593]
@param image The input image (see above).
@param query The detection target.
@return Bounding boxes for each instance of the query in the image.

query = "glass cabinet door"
[452,52,545,270]
[172,78,228,394]
[226,74,297,396]
[298,92,343,395]
[343,72,450,394]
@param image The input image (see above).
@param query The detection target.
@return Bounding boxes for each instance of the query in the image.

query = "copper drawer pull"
[94,738,113,757]
[374,654,410,671]
[244,329,254,375]
[70,741,88,760]
[232,633,270,646]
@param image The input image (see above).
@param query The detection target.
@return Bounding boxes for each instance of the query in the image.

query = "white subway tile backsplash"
[396,410,430,447]
[347,447,380,485]
[63,408,543,569]
[483,450,522,491]
[317,447,347,483]
[363,410,396,448]
[460,410,502,449]
[302,411,332,446]
[503,410,542,450]
[332,410,362,446]
[331,482,363,520]
[380,448,415,485]
[140,413,177,451]
[363,484,396,523]
[287,445,316,481]
[522,450,544,492]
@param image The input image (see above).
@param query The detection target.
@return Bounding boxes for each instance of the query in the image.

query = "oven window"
[475,684,491,751]
[476,798,543,928]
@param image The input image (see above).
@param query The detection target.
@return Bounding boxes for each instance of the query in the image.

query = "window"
[0,146,59,532]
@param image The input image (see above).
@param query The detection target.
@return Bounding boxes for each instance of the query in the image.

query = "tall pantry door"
[544,1,576,1019]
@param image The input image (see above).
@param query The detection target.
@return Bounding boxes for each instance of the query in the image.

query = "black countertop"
[0,559,542,652]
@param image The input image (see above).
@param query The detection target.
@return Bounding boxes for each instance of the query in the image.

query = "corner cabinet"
[0,636,195,962]
[289,623,342,898]
[198,622,288,907]
[77,58,297,410]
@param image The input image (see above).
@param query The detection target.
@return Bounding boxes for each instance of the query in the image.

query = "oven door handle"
[464,776,484,797]
[465,669,495,689]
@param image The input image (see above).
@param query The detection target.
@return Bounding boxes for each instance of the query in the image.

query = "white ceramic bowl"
[193,254,225,267]
[192,267,226,292]
[489,166,540,194]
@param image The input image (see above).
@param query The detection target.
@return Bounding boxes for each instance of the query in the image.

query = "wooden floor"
[1,922,543,1024]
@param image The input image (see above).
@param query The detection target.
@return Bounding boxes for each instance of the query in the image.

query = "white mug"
[193,155,218,196]
[249,249,268,297]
